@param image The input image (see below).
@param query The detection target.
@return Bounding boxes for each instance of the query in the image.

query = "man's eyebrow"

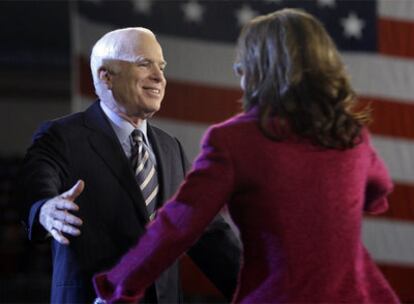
[134,56,167,67]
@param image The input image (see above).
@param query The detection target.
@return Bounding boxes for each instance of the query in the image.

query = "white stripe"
[372,135,414,184]
[71,93,95,112]
[140,165,156,190]
[136,150,149,175]
[363,217,414,266]
[379,0,414,21]
[161,35,238,88]
[342,53,414,104]
[74,14,112,56]
[152,118,414,185]
[138,142,143,158]
[151,117,207,162]
[165,46,414,104]
[75,14,240,89]
[70,101,414,186]
[75,14,414,104]
[146,185,159,206]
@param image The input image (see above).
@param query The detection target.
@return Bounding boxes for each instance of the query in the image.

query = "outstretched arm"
[18,122,83,244]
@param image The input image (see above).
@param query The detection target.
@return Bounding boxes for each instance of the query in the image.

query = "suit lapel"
[84,102,150,223]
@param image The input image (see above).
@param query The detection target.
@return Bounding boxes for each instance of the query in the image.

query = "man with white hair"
[19,27,240,303]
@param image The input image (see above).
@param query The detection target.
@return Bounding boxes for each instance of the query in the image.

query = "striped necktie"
[130,129,158,219]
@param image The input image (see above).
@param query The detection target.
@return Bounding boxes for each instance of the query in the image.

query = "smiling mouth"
[143,87,161,94]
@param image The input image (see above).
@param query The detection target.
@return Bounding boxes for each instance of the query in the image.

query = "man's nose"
[150,66,164,82]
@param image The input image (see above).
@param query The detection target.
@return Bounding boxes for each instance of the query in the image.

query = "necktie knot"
[131,129,144,146]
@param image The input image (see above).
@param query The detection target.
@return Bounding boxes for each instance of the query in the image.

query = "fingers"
[39,180,85,245]
[41,207,83,244]
[52,218,81,236]
[44,213,82,245]
[54,199,79,212]
[61,179,85,201]
[50,228,70,245]
[53,209,83,226]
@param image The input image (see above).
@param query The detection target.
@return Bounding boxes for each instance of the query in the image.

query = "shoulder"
[147,123,186,157]
[51,112,85,129]
[148,123,175,140]
[215,110,256,129]
[356,126,375,150]
[31,102,104,145]
[202,111,257,143]
[36,102,105,136]
[32,111,85,141]
[148,123,181,146]
[148,123,189,170]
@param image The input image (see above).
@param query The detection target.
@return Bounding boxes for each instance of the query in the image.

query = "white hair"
[90,27,155,98]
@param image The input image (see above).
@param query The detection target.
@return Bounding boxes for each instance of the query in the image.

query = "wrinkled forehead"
[94,28,163,62]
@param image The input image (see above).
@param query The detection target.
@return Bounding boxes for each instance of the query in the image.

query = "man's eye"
[137,61,151,67]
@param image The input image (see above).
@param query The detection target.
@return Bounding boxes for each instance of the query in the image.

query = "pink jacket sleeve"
[364,133,393,214]
[93,126,235,303]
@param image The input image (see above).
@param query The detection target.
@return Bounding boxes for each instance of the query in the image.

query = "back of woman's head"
[236,8,369,149]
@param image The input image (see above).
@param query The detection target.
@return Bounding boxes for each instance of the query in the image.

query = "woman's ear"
[98,68,113,90]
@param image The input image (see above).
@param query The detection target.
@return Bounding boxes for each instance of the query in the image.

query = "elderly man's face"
[108,33,167,120]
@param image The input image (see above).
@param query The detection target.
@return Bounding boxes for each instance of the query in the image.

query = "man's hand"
[39,180,85,245]
[93,297,107,304]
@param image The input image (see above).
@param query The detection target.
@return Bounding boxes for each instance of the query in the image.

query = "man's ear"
[98,68,113,89]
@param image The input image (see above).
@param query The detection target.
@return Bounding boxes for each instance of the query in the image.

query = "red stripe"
[359,97,414,140]
[162,84,414,141]
[380,183,414,222]
[79,57,414,141]
[378,264,414,303]
[180,255,223,298]
[79,57,95,98]
[379,18,414,59]
[79,56,244,122]
[159,79,243,123]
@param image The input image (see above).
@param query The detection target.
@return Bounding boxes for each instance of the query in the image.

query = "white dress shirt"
[100,101,157,164]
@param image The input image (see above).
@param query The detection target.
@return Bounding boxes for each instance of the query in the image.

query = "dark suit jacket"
[19,102,240,303]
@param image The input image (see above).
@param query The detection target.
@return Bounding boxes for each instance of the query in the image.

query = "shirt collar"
[100,101,149,145]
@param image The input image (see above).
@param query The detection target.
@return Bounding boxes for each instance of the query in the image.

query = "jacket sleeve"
[93,125,239,303]
[364,133,393,214]
[175,136,241,301]
[17,121,69,240]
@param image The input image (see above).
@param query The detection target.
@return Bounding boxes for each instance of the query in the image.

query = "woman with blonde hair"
[93,8,399,303]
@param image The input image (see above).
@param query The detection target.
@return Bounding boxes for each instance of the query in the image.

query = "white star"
[235,5,259,27]
[317,0,336,8]
[341,12,365,39]
[181,1,204,23]
[132,0,153,15]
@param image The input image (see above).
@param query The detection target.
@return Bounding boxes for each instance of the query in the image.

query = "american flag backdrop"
[72,0,414,301]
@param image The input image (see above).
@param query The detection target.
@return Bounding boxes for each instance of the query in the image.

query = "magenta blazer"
[94,109,399,303]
